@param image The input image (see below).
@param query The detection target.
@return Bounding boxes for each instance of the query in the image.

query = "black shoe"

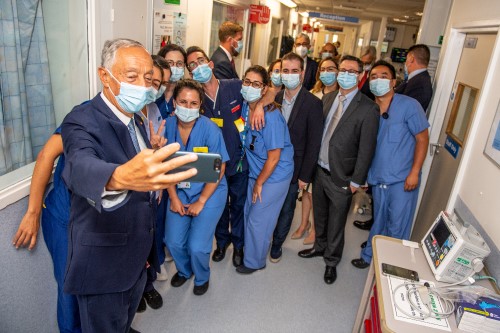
[361,241,367,248]
[193,281,209,296]
[129,328,141,333]
[171,272,189,287]
[324,266,337,284]
[212,244,228,262]
[269,246,282,263]
[232,247,244,267]
[353,219,373,231]
[236,265,264,274]
[298,248,324,258]
[136,297,146,313]
[351,258,370,269]
[143,288,163,309]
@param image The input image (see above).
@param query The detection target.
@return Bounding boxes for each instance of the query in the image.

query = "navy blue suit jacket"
[276,87,324,183]
[61,94,158,295]
[211,46,239,79]
[302,57,318,91]
[395,70,433,111]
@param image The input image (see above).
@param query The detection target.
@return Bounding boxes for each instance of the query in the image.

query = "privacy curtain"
[0,0,55,176]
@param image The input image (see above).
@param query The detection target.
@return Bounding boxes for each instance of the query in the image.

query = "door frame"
[416,20,500,222]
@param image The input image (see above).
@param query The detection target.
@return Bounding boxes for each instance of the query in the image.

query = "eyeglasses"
[295,42,309,47]
[187,57,208,70]
[167,60,184,68]
[243,79,264,89]
[320,66,338,73]
[339,68,360,74]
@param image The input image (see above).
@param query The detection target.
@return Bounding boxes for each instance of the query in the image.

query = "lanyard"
[236,102,250,172]
[174,118,198,150]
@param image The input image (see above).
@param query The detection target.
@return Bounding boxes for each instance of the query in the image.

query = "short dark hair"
[185,46,210,72]
[370,60,396,79]
[218,21,243,43]
[244,65,269,87]
[339,55,363,73]
[157,44,187,64]
[281,52,304,70]
[152,55,170,71]
[408,44,430,66]
[173,79,204,103]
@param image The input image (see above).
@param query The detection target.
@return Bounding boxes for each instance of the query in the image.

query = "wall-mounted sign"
[308,12,359,24]
[249,5,270,24]
[444,135,460,159]
[302,23,312,33]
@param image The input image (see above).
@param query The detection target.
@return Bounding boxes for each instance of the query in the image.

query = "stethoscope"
[381,96,394,119]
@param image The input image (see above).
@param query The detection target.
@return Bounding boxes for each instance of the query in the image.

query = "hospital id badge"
[210,118,223,127]
[177,182,191,189]
[193,146,208,153]
[234,117,245,133]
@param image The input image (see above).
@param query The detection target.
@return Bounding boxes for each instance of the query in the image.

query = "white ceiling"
[293,0,426,26]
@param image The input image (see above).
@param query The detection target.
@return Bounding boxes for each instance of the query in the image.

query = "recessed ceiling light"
[415,12,423,16]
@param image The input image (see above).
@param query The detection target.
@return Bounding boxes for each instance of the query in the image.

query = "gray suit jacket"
[321,90,379,187]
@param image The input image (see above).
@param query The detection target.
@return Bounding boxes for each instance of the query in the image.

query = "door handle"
[429,143,442,156]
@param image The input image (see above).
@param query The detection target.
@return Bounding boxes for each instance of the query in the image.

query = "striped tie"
[127,119,141,153]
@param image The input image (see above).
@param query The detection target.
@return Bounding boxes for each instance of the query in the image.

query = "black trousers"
[312,166,353,267]
[77,268,146,333]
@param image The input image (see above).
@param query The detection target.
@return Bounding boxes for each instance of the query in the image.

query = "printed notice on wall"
[153,9,187,54]
[484,102,500,167]
[388,276,451,331]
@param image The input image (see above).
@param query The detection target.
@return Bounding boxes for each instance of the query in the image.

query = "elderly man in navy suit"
[61,38,197,333]
[293,33,318,91]
[211,21,244,79]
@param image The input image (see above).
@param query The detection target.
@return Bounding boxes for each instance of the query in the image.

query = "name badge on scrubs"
[210,118,223,127]
[178,182,191,189]
[234,117,245,133]
[193,146,208,153]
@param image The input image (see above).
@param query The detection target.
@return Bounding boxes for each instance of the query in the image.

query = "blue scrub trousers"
[41,207,81,333]
[214,171,248,250]
[272,181,299,249]
[243,177,291,269]
[361,182,420,263]
[165,196,226,286]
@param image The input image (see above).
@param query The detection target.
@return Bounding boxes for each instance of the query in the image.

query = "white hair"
[101,38,144,68]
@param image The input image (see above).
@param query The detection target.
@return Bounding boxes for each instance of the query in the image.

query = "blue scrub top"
[155,94,174,119]
[202,79,248,176]
[44,127,70,223]
[242,103,294,184]
[164,115,229,207]
[367,94,429,185]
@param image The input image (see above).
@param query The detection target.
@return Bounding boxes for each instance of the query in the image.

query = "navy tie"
[127,119,141,153]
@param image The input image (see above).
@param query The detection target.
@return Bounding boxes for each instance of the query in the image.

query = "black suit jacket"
[276,87,324,183]
[395,70,433,111]
[61,94,158,295]
[211,46,239,80]
[321,91,379,187]
[359,72,375,100]
[302,57,318,91]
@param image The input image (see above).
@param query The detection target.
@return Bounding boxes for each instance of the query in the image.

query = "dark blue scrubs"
[155,94,175,119]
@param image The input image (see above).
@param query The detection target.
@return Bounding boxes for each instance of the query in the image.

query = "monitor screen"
[433,217,451,248]
[391,48,408,63]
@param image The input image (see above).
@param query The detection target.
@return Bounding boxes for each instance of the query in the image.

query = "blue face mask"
[175,104,199,123]
[234,39,243,54]
[369,78,392,97]
[271,72,282,86]
[155,85,167,100]
[192,63,212,83]
[241,85,262,103]
[107,69,153,114]
[319,72,337,87]
[281,73,301,90]
[337,72,358,90]
[170,67,184,82]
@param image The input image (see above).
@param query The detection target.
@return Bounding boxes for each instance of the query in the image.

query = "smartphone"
[382,263,419,281]
[165,151,222,183]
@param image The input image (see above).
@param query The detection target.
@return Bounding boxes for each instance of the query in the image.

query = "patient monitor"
[421,211,490,283]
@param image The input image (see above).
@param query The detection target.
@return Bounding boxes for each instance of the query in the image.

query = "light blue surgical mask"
[271,72,282,86]
[241,85,262,103]
[234,39,243,54]
[337,72,358,90]
[319,72,337,87]
[321,52,333,59]
[155,85,167,100]
[192,63,212,83]
[281,73,301,90]
[107,69,153,114]
[175,105,199,123]
[369,78,392,97]
[170,67,184,82]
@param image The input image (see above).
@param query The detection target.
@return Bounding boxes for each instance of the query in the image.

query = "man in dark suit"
[269,52,324,263]
[210,21,243,80]
[395,44,433,111]
[294,33,318,91]
[298,55,379,285]
[359,46,376,100]
[61,38,196,333]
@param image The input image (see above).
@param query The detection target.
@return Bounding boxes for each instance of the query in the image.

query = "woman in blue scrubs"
[156,44,187,118]
[164,79,229,295]
[236,65,294,274]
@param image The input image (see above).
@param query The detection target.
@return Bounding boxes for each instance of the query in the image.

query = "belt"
[319,165,331,176]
